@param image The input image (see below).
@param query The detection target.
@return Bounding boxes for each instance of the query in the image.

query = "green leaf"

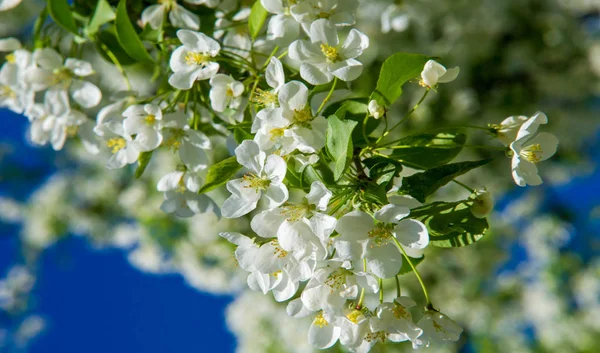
[115,0,153,63]
[198,156,242,194]
[362,183,388,205]
[326,115,358,180]
[389,131,466,169]
[398,255,425,275]
[370,53,429,106]
[87,0,115,36]
[135,151,153,179]
[399,159,493,203]
[48,0,79,35]
[410,202,489,247]
[96,28,136,66]
[363,156,403,188]
[248,1,268,40]
[331,99,378,147]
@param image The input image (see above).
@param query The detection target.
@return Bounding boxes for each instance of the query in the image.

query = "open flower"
[261,0,301,45]
[420,60,459,88]
[291,0,359,30]
[509,112,558,186]
[289,19,369,85]
[141,0,200,30]
[28,90,87,151]
[369,297,423,347]
[414,311,463,348]
[209,74,244,112]
[169,30,221,90]
[25,48,102,108]
[334,202,428,279]
[492,115,529,146]
[0,48,33,114]
[122,104,164,151]
[221,140,289,218]
[95,121,141,169]
[158,171,219,218]
[255,81,328,155]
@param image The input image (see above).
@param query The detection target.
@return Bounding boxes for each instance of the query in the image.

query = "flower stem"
[379,278,384,304]
[395,276,401,298]
[452,179,475,193]
[375,89,429,146]
[392,237,432,306]
[316,78,338,115]
[99,42,132,91]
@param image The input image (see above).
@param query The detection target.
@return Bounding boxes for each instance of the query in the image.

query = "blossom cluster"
[0,0,562,351]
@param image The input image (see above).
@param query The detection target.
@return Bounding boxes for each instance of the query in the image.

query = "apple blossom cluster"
[0,0,562,351]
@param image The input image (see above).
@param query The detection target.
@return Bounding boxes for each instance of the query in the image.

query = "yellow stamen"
[106,137,126,154]
[314,312,328,328]
[66,126,79,137]
[433,320,447,333]
[269,127,285,141]
[6,53,16,64]
[324,268,350,291]
[392,304,410,320]
[293,107,313,125]
[185,52,211,66]
[364,331,387,343]
[269,240,288,258]
[520,144,543,163]
[0,85,16,98]
[251,88,278,107]
[279,203,312,222]
[320,43,341,63]
[345,309,364,324]
[145,114,156,125]
[367,223,393,247]
[242,173,271,192]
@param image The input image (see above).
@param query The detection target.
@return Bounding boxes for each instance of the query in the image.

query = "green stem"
[357,258,368,309]
[261,46,280,71]
[379,278,384,304]
[277,50,288,60]
[99,43,132,91]
[375,89,429,146]
[395,276,401,298]
[361,113,370,145]
[452,179,475,193]
[392,237,432,305]
[316,78,337,115]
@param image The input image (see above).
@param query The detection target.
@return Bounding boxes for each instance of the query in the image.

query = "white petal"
[251,209,285,238]
[394,219,429,249]
[367,244,402,279]
[264,154,287,183]
[309,319,340,349]
[266,57,285,91]
[157,171,184,192]
[64,58,94,77]
[235,139,265,174]
[70,80,102,108]
[374,204,410,224]
[309,19,339,46]
[329,59,363,82]
[306,181,332,211]
[300,63,333,85]
[278,81,308,112]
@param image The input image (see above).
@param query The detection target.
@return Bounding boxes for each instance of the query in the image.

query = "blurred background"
[1,0,599,352]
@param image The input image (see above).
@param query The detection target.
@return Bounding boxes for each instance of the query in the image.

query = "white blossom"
[209,74,244,112]
[141,0,200,30]
[414,311,463,348]
[289,19,369,85]
[509,112,558,187]
[368,100,385,119]
[169,30,220,90]
[222,140,289,218]
[420,60,459,88]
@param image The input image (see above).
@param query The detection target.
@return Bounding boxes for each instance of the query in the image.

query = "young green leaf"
[326,115,358,180]
[135,151,153,179]
[370,53,429,106]
[388,131,466,169]
[87,0,116,36]
[198,156,242,194]
[96,28,137,66]
[410,202,489,247]
[399,159,493,202]
[363,156,403,188]
[115,0,154,63]
[48,0,79,35]
[248,1,268,40]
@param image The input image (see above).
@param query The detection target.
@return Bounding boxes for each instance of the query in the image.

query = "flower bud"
[470,189,494,218]
[368,100,385,119]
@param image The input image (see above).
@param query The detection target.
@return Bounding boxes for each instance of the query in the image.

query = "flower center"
[520,143,543,163]
[164,129,186,150]
[368,223,394,247]
[185,52,211,66]
[269,127,285,141]
[242,173,271,191]
[145,114,156,125]
[320,43,341,63]
[293,107,313,125]
[0,85,15,98]
[252,88,278,107]
[364,331,387,343]
[226,86,235,97]
[314,312,328,328]
[345,309,364,324]
[280,203,312,222]
[324,268,349,291]
[433,320,447,333]
[66,126,79,137]
[392,304,410,319]
[106,137,126,154]
[52,67,74,87]
[5,53,16,64]
[269,240,288,258]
